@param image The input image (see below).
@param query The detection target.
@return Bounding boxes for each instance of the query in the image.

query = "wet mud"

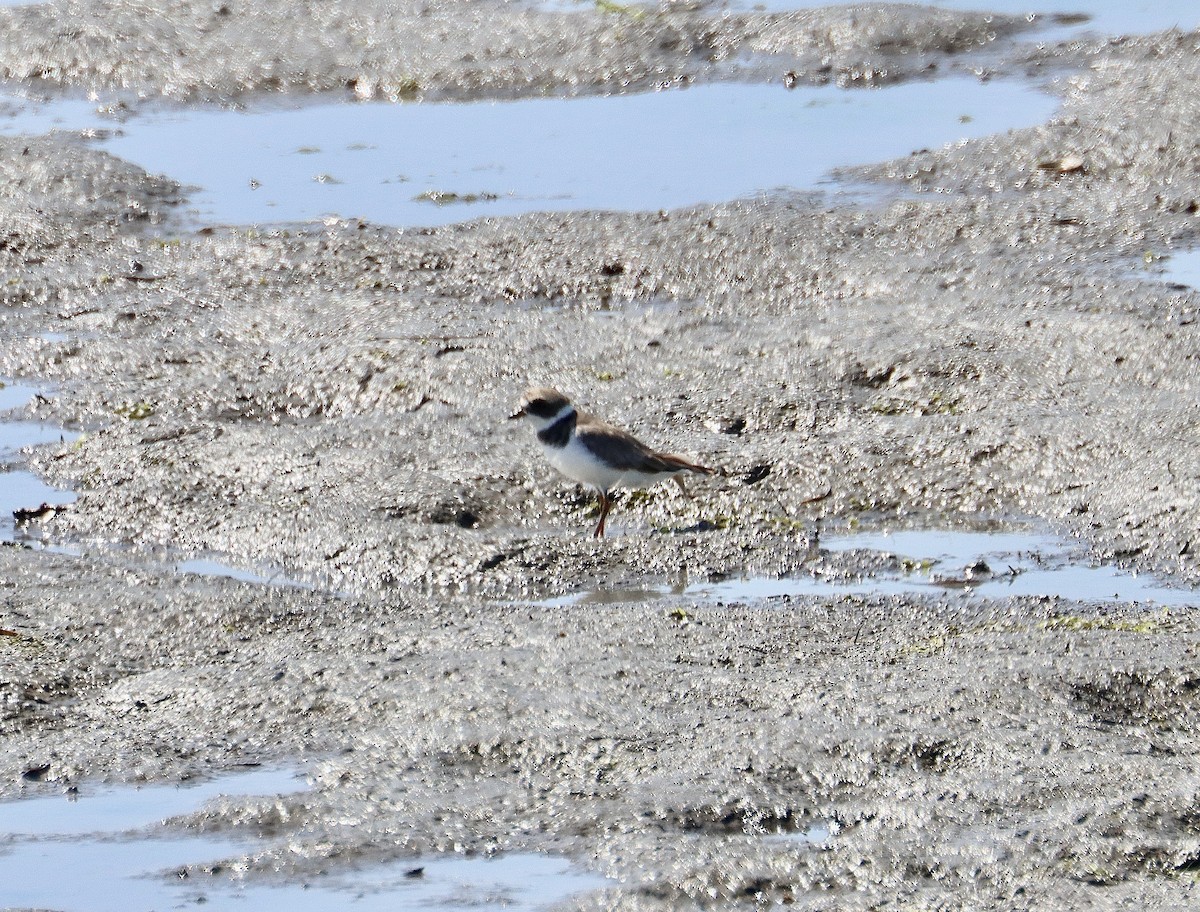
[3,2,1200,910]
[0,0,1035,102]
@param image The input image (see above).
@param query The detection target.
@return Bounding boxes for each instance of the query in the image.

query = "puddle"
[917,0,1200,38]
[0,378,78,542]
[0,765,608,912]
[18,536,337,598]
[0,469,74,537]
[0,380,37,413]
[172,556,320,590]
[1152,248,1200,290]
[0,93,104,138]
[0,6,1190,232]
[0,766,309,836]
[0,77,1056,227]
[819,529,1196,604]
[768,821,838,844]
[538,528,1198,607]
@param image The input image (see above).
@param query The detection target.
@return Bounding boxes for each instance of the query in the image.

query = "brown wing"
[576,415,713,475]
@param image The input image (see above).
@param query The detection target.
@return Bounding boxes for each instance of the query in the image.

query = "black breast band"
[537,409,576,448]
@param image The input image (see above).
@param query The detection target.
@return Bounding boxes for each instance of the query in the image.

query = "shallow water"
[0,2,1189,231]
[0,379,78,541]
[0,766,308,836]
[23,536,339,598]
[0,380,36,412]
[0,77,1056,227]
[173,556,312,588]
[0,382,79,452]
[0,766,608,912]
[1156,248,1200,289]
[771,821,837,843]
[819,528,1197,604]
[539,527,1198,607]
[919,0,1199,36]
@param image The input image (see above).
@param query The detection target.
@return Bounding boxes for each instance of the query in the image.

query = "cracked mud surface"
[3,2,1200,909]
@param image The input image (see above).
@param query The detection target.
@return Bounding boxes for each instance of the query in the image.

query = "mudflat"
[2,2,1200,909]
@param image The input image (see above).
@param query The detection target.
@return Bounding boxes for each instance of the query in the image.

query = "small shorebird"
[510,387,714,537]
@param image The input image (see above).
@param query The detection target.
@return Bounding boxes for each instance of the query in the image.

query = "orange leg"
[593,491,612,538]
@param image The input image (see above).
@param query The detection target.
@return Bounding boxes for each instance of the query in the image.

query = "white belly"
[542,437,626,492]
[616,467,677,489]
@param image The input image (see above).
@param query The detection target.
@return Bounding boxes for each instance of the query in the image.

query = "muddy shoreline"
[0,0,1039,102]
[3,2,1200,909]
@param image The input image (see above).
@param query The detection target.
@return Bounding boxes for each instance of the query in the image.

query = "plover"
[510,387,713,537]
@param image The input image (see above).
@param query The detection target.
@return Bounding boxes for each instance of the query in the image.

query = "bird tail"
[657,453,715,476]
